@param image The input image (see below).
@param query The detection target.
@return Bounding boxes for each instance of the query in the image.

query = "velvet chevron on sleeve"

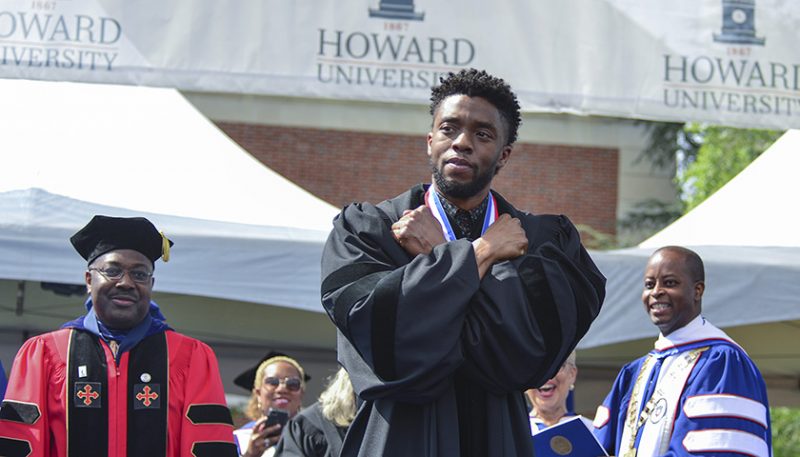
[0,321,237,457]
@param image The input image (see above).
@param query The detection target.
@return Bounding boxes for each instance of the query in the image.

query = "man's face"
[641,250,704,336]
[85,249,153,330]
[427,95,512,202]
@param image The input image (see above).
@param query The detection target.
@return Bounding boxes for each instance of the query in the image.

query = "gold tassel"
[160,231,170,262]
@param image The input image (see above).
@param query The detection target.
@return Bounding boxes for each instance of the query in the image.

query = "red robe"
[0,328,237,457]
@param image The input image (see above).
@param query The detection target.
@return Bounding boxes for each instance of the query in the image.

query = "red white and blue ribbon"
[424,187,498,242]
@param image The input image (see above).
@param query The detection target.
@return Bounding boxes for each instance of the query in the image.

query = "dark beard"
[430,160,496,200]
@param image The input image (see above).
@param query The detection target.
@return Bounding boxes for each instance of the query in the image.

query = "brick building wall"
[217,122,619,236]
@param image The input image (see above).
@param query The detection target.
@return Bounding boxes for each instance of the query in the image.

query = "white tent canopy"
[641,130,800,248]
[0,78,339,312]
[581,130,800,381]
[0,78,344,394]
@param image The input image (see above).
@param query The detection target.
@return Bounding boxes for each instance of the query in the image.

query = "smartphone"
[265,408,289,428]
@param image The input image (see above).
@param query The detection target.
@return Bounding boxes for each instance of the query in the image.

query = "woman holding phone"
[274,367,356,457]
[235,355,307,457]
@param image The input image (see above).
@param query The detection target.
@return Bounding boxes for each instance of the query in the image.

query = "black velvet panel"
[127,332,168,457]
[67,330,108,457]
[186,404,234,426]
[0,437,32,457]
[0,400,40,424]
[190,441,238,457]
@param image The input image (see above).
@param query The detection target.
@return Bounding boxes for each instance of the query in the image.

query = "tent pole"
[15,280,25,316]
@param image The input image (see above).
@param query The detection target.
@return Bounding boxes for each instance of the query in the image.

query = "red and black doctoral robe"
[0,328,237,457]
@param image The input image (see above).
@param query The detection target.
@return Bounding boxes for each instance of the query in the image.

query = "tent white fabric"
[640,129,800,248]
[0,78,340,316]
[580,130,800,379]
[0,79,343,393]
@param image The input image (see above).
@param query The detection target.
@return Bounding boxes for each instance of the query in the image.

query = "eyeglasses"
[89,267,153,284]
[263,376,303,392]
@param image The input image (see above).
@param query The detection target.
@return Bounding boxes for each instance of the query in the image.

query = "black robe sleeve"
[457,213,605,391]
[273,403,345,457]
[320,189,605,401]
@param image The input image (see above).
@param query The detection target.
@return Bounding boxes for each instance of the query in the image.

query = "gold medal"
[549,435,572,456]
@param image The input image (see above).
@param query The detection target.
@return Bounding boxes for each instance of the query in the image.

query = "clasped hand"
[478,213,529,261]
[391,205,447,256]
[471,214,529,279]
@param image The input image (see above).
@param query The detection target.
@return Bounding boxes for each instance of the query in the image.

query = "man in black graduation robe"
[320,69,606,456]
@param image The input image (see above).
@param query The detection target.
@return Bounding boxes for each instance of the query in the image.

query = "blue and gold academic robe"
[593,316,771,457]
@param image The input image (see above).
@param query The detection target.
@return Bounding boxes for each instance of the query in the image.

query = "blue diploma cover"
[531,416,608,457]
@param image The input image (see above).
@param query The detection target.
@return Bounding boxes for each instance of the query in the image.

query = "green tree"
[772,407,800,457]
[617,198,683,247]
[619,122,784,247]
[636,121,700,170]
[679,124,784,211]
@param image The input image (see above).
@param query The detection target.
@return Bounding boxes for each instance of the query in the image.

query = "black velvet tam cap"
[70,215,174,265]
[233,351,311,392]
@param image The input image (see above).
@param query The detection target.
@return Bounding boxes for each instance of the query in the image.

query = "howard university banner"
[0,0,797,129]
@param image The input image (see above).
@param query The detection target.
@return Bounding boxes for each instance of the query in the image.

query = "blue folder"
[531,416,608,457]
[0,359,7,401]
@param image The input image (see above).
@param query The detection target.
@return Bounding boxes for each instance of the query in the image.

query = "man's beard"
[431,159,497,200]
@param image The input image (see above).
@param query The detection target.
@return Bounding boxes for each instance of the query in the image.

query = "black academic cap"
[233,351,312,392]
[70,215,173,265]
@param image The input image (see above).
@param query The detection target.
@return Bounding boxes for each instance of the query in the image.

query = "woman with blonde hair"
[525,351,592,434]
[234,355,307,457]
[274,367,356,457]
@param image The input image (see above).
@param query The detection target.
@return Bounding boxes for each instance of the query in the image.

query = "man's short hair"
[429,68,521,146]
[654,246,705,282]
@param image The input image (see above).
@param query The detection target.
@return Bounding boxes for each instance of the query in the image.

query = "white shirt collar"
[654,315,737,351]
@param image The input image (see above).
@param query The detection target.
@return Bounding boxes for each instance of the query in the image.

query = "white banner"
[0,0,797,129]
